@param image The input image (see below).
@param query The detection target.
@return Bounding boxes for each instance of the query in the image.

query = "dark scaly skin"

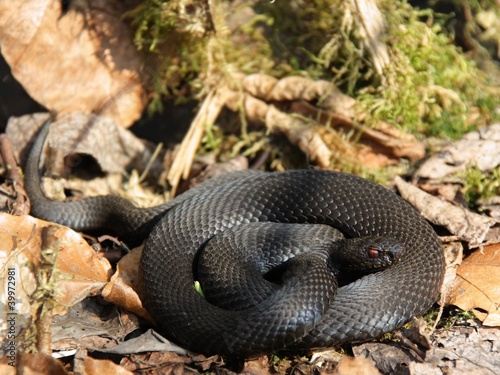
[25,121,445,356]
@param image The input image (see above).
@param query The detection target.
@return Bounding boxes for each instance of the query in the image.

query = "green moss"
[127,0,212,111]
[459,166,500,208]
[424,306,477,329]
[355,2,499,138]
[129,0,500,156]
[200,124,224,155]
[234,0,500,139]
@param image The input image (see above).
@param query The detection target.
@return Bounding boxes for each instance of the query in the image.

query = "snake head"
[330,236,407,275]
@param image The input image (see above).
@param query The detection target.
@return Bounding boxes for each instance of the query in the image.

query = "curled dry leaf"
[101,247,153,322]
[223,88,333,168]
[7,113,157,176]
[290,101,425,166]
[51,299,138,349]
[352,341,418,375]
[237,74,356,116]
[416,124,500,179]
[239,73,424,167]
[394,176,497,247]
[0,213,112,323]
[238,73,356,118]
[0,0,146,126]
[96,329,188,356]
[440,242,464,301]
[448,243,500,326]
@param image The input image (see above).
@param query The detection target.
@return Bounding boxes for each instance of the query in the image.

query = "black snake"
[24,122,444,356]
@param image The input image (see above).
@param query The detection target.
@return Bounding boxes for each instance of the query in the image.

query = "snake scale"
[24,122,444,356]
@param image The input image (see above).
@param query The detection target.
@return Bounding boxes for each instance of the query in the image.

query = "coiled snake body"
[25,123,444,356]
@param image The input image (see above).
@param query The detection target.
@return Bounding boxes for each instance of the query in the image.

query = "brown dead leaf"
[0,213,112,323]
[85,357,134,375]
[448,244,500,326]
[223,88,333,168]
[291,101,425,168]
[0,352,68,375]
[0,361,15,375]
[394,176,497,246]
[332,357,380,375]
[238,73,425,167]
[101,247,153,322]
[120,350,192,373]
[52,299,141,353]
[440,242,464,303]
[239,73,355,118]
[241,355,272,375]
[0,0,146,126]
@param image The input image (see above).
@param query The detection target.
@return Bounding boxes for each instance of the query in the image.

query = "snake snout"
[364,236,406,269]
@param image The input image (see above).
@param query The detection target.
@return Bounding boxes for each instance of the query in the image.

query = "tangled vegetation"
[130,0,499,143]
[460,166,500,208]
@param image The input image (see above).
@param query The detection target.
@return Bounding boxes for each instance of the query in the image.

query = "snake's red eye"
[368,248,380,259]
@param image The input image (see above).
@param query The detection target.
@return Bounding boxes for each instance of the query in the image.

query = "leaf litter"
[3,121,500,375]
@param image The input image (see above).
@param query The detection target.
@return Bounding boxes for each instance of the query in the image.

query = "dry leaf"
[352,341,415,375]
[241,355,272,375]
[101,247,153,322]
[239,73,355,118]
[96,329,187,356]
[52,227,112,310]
[223,88,333,168]
[416,124,500,179]
[410,326,500,374]
[0,213,112,323]
[0,352,68,375]
[0,0,146,126]
[79,354,134,375]
[448,244,500,326]
[0,363,15,375]
[394,176,497,246]
[120,351,191,373]
[239,73,425,167]
[441,242,464,298]
[7,113,157,176]
[52,299,138,351]
[333,357,381,375]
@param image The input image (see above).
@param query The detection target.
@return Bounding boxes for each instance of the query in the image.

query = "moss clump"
[424,306,477,329]
[460,166,500,209]
[127,0,214,112]
[227,0,500,140]
[361,2,499,138]
[130,1,500,142]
